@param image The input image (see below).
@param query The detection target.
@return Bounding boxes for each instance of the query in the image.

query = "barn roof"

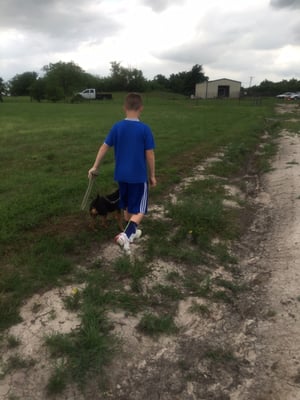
[206,78,241,84]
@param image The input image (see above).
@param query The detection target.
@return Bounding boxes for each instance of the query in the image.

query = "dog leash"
[80,173,97,210]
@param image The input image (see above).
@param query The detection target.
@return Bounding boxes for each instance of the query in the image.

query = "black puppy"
[89,189,123,231]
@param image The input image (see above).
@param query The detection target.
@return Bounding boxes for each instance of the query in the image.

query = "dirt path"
[247,130,300,400]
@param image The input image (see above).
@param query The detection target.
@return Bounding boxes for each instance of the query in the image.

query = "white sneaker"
[115,232,131,254]
[129,229,142,243]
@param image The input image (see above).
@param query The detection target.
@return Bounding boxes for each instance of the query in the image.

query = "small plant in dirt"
[212,243,238,267]
[82,266,147,314]
[211,290,233,304]
[265,309,277,318]
[113,257,149,292]
[45,306,117,392]
[184,274,212,298]
[8,394,20,400]
[152,284,184,301]
[188,301,210,317]
[6,335,21,349]
[166,271,181,282]
[1,354,36,377]
[214,278,248,295]
[63,288,81,311]
[286,160,299,165]
[31,302,42,314]
[137,313,178,336]
[46,363,67,395]
[204,347,236,362]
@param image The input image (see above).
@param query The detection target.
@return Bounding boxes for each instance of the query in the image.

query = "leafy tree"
[109,62,147,92]
[42,61,87,98]
[151,74,170,91]
[0,77,5,101]
[45,82,64,102]
[9,72,38,96]
[249,78,300,97]
[169,72,185,94]
[0,77,5,93]
[169,64,207,95]
[126,68,147,92]
[30,78,46,102]
[109,61,128,91]
[184,64,208,95]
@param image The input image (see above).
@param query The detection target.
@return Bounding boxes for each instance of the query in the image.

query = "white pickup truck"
[77,88,113,100]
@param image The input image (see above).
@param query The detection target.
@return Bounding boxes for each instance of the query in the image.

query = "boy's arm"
[146,149,157,187]
[88,143,110,178]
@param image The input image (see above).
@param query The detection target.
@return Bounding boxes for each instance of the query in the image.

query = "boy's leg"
[115,183,146,252]
[124,182,148,241]
[124,214,143,243]
[115,183,131,253]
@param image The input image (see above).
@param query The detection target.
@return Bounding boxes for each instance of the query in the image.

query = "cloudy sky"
[1,0,300,86]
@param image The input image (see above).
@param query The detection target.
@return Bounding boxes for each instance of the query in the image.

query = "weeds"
[188,302,210,316]
[137,313,178,336]
[1,354,36,377]
[204,347,236,362]
[214,278,248,294]
[6,335,21,349]
[46,363,67,395]
[45,306,117,391]
[153,284,184,301]
[63,288,81,311]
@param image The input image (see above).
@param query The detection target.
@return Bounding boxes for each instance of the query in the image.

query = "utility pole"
[249,76,254,88]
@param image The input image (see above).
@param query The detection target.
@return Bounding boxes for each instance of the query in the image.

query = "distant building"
[195,78,241,99]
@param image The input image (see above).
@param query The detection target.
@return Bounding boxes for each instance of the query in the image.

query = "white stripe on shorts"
[139,182,148,214]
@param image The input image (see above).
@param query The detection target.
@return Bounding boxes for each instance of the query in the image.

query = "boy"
[88,93,156,254]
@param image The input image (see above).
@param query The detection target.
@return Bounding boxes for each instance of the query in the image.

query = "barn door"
[218,85,230,98]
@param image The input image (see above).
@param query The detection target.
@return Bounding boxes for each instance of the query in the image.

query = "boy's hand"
[88,167,99,179]
[149,176,157,187]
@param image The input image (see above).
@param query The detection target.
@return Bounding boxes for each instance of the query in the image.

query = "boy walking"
[88,93,156,254]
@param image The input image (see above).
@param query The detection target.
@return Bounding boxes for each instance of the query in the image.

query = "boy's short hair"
[125,93,143,111]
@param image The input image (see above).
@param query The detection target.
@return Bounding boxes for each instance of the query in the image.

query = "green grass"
[0,93,281,393]
[45,305,117,391]
[204,347,236,362]
[1,354,36,377]
[137,312,178,336]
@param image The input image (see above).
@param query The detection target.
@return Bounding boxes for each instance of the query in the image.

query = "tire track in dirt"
[247,130,300,400]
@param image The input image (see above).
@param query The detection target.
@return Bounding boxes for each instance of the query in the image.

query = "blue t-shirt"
[104,119,155,183]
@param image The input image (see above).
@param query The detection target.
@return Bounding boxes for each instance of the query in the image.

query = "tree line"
[1,61,300,102]
[0,61,207,102]
[247,79,300,97]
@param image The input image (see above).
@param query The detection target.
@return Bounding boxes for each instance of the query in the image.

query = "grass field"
[0,93,280,392]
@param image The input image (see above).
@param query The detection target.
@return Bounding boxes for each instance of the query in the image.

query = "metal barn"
[195,78,241,99]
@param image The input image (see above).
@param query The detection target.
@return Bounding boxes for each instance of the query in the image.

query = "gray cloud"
[0,0,119,44]
[270,0,300,9]
[153,3,300,84]
[1,0,300,84]
[141,0,182,12]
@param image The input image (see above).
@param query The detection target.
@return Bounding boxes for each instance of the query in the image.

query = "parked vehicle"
[77,88,113,100]
[276,91,300,100]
